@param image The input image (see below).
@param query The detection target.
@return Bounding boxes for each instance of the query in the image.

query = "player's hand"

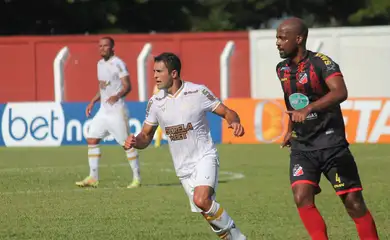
[124,134,136,149]
[228,122,245,137]
[106,95,119,105]
[85,103,94,117]
[280,131,292,149]
[286,107,311,123]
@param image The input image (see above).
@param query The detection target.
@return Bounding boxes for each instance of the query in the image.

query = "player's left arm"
[107,61,131,104]
[116,75,131,98]
[200,86,244,137]
[212,104,240,126]
[287,55,348,123]
[124,98,158,149]
[306,55,348,112]
[116,61,132,98]
[213,104,245,137]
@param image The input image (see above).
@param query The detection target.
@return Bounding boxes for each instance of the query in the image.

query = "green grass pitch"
[0,144,389,239]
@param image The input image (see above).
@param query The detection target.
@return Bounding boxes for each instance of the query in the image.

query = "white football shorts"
[87,107,130,145]
[180,155,220,212]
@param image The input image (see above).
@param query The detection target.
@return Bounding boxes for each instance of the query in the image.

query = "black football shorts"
[289,146,363,195]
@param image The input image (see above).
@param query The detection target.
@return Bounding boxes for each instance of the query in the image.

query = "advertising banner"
[0,102,222,147]
[222,98,390,144]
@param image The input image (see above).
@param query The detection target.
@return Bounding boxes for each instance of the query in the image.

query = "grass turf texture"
[0,144,388,239]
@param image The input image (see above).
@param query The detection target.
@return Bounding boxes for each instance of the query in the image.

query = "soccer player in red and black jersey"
[276,17,379,240]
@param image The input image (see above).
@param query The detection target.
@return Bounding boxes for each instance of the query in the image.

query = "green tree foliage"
[349,0,390,25]
[0,0,388,36]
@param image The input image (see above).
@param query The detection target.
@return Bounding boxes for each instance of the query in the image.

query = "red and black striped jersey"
[276,50,349,151]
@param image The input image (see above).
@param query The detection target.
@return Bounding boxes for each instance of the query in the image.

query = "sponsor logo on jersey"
[289,93,309,110]
[165,123,194,141]
[202,89,216,101]
[184,90,199,95]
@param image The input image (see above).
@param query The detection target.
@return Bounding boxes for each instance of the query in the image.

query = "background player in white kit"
[124,53,247,240]
[76,37,141,189]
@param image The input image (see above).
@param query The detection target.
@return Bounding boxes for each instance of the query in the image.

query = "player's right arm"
[90,91,101,104]
[276,63,292,148]
[125,98,159,149]
[281,94,293,148]
[281,117,293,148]
[87,62,103,117]
[92,61,102,104]
[86,91,101,117]
[126,123,158,149]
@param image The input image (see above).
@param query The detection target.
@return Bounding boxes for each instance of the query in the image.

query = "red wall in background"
[0,32,250,103]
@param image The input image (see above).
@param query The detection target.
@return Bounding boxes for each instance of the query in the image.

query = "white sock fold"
[205,201,234,232]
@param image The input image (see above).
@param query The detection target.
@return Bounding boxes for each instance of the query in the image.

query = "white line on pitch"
[0,168,245,195]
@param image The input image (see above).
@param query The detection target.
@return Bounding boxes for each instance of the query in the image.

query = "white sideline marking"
[220,171,245,181]
[0,166,245,195]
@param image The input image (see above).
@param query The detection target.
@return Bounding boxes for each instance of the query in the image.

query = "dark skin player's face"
[276,26,299,59]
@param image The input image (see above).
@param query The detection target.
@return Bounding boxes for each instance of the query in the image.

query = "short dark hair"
[154,52,181,76]
[101,36,115,48]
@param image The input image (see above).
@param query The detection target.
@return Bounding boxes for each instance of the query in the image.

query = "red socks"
[298,204,328,240]
[298,205,379,240]
[353,211,379,240]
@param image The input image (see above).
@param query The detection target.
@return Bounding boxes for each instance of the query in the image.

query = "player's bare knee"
[193,195,209,210]
[346,199,365,211]
[342,192,367,217]
[294,193,314,207]
[193,186,213,211]
[87,138,100,145]
[293,185,315,207]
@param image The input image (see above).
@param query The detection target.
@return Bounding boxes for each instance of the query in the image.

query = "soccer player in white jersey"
[124,52,247,240]
[76,37,141,189]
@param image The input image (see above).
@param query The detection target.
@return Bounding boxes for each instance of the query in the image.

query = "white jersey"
[145,81,220,178]
[97,56,129,113]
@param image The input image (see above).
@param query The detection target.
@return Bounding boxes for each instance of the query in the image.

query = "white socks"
[126,148,141,181]
[205,201,234,231]
[87,145,140,182]
[88,145,101,179]
[204,201,248,239]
